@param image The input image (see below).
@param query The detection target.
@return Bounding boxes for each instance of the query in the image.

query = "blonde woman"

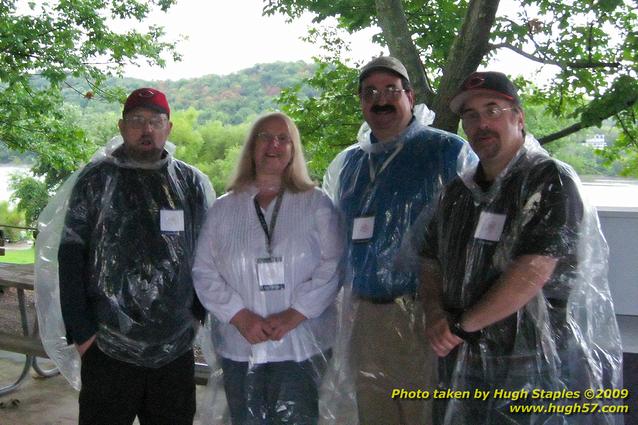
[193,112,343,424]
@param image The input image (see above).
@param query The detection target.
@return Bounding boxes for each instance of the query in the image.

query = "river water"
[1,164,638,209]
[581,177,638,210]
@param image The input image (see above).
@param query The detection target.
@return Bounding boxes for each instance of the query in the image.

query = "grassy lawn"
[0,247,35,264]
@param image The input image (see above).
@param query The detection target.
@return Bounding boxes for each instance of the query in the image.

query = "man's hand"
[230,309,273,344]
[426,316,463,357]
[265,308,307,341]
[76,334,96,357]
[421,259,462,357]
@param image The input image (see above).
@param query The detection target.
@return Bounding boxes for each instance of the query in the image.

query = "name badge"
[474,211,506,242]
[352,216,375,242]
[160,210,185,232]
[256,257,285,291]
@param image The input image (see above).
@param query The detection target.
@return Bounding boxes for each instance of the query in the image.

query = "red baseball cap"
[123,88,170,117]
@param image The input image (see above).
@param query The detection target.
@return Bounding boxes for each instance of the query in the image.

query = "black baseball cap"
[450,71,521,113]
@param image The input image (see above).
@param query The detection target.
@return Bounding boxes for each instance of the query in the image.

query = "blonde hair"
[227,112,315,193]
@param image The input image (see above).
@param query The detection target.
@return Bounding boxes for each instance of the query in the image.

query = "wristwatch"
[448,313,481,343]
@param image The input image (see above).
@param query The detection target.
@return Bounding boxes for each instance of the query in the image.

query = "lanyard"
[368,142,404,183]
[253,191,284,256]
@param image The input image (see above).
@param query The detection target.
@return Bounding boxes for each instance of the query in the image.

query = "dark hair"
[400,76,412,92]
[510,104,526,138]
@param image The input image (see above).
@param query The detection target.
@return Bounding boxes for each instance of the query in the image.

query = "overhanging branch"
[490,43,621,70]
[616,114,638,149]
[539,96,638,145]
[538,122,583,145]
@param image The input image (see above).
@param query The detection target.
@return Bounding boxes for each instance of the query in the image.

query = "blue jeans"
[221,351,330,425]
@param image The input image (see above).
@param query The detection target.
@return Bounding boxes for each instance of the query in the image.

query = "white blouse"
[193,186,343,363]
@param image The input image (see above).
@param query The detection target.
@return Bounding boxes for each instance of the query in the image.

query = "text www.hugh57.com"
[510,402,628,415]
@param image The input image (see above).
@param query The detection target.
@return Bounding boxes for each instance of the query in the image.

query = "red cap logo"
[123,88,170,117]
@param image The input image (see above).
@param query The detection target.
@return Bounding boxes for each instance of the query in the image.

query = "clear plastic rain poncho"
[321,104,467,424]
[192,187,346,424]
[418,136,623,425]
[35,136,214,389]
[323,104,465,301]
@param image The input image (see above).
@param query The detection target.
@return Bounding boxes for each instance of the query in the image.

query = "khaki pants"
[351,298,437,425]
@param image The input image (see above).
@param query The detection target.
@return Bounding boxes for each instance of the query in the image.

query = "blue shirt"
[335,119,464,300]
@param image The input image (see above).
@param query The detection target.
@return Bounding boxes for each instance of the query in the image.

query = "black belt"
[358,293,418,304]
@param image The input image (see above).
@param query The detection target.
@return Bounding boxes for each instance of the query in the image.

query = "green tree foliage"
[599,110,638,177]
[52,62,316,124]
[207,144,244,194]
[0,201,27,241]
[1,0,180,157]
[278,59,361,180]
[2,61,315,212]
[0,142,35,164]
[265,0,638,175]
[525,104,621,175]
[1,0,181,222]
[170,109,250,194]
[9,173,49,228]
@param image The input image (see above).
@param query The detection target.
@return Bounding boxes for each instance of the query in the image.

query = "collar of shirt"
[365,116,417,155]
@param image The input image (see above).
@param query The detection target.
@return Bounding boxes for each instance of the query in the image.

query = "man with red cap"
[419,72,623,424]
[58,88,214,424]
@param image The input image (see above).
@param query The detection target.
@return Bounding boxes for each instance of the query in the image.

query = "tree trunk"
[432,0,500,133]
[374,0,434,105]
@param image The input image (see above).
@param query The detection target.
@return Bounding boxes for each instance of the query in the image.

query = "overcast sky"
[118,0,563,85]
[122,0,384,81]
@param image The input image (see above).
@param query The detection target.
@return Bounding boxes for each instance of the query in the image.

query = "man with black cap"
[419,72,623,424]
[58,88,214,424]
[323,57,465,424]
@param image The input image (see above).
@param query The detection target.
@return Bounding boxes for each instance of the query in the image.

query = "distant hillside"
[3,62,316,165]
[59,61,316,125]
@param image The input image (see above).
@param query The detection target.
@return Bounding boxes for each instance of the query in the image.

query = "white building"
[585,133,606,149]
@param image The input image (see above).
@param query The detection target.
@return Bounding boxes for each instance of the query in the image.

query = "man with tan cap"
[420,72,623,424]
[58,88,214,424]
[324,56,465,424]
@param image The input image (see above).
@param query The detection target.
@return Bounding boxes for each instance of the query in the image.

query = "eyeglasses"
[124,115,168,130]
[459,106,515,126]
[360,87,407,104]
[256,132,292,144]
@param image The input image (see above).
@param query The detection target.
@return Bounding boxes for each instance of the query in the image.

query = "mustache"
[476,129,499,139]
[371,104,396,113]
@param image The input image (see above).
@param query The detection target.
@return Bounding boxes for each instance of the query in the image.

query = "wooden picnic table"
[0,262,58,396]
[0,263,35,291]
